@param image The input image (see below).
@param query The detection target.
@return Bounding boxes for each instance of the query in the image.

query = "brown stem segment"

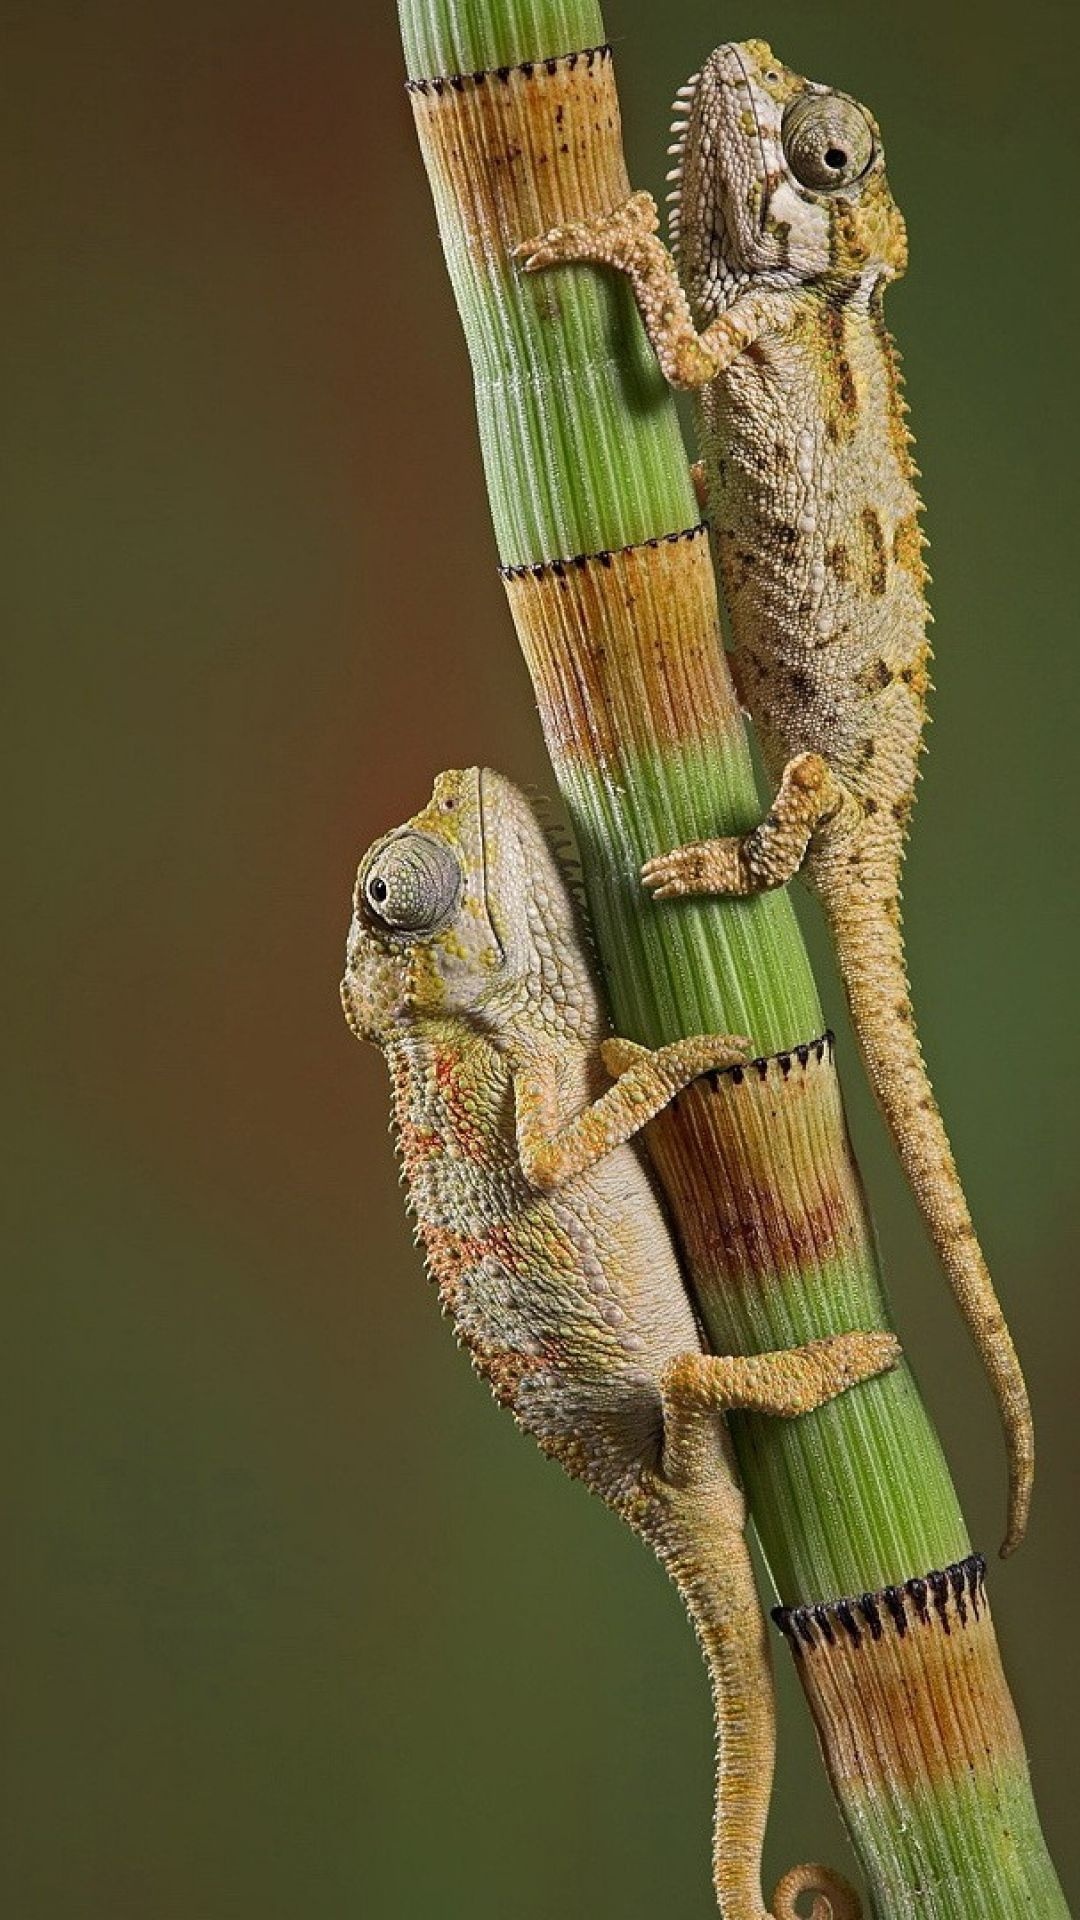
[773,1558,1043,1916]
[409,48,628,247]
[503,525,739,764]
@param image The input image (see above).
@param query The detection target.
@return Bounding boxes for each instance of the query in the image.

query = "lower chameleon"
[341,764,900,1920]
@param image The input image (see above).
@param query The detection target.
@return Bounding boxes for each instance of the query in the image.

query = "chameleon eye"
[361,831,462,936]
[782,93,875,193]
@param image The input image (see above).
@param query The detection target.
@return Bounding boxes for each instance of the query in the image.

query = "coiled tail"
[771,1864,862,1919]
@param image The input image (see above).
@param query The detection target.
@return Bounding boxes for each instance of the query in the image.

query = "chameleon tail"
[670,1515,777,1920]
[659,1502,862,1920]
[822,883,1033,1556]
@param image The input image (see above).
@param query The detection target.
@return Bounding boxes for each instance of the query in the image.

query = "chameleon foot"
[771,1861,862,1920]
[514,189,658,275]
[599,1031,749,1088]
[516,1031,748,1192]
[642,753,851,899]
[664,1332,901,1422]
[642,832,750,900]
[516,190,727,387]
[660,1333,900,1488]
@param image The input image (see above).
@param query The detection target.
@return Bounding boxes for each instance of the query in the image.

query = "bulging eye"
[782,93,875,192]
[360,832,462,936]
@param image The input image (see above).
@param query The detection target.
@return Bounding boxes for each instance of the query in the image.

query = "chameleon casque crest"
[518,38,1033,1557]
[342,765,899,1920]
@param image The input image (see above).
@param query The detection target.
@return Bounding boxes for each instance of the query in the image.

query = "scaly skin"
[516,39,1033,1557]
[342,765,898,1920]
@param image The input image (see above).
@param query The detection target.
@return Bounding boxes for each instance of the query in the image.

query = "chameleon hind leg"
[659,1332,900,1488]
[642,753,856,899]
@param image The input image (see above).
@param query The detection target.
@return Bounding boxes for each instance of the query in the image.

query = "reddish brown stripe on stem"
[409,46,629,259]
[775,1555,1026,1796]
[643,1034,871,1289]
[503,529,742,762]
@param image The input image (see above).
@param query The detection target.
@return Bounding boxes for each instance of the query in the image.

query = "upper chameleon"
[517,39,1033,1556]
[341,764,897,1920]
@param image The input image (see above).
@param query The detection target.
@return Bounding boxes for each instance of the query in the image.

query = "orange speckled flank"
[503,527,743,765]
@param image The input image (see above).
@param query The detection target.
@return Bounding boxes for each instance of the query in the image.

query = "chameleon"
[341,763,899,1920]
[515,39,1033,1556]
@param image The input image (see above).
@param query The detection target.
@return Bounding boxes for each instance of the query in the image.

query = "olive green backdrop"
[7,2,1079,1914]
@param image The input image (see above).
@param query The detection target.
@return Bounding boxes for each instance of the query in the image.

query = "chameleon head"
[668,39,907,312]
[341,767,596,1045]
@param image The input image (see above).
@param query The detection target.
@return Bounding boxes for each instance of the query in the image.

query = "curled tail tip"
[771,1863,862,1920]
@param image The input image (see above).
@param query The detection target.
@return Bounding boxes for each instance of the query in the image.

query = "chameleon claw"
[618,188,661,233]
[641,866,691,901]
[641,854,687,897]
[513,235,562,273]
[513,221,594,273]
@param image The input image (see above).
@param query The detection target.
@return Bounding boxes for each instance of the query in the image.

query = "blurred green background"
[6,1,1079,1913]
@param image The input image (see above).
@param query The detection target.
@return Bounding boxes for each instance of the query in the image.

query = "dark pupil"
[825,147,847,169]
[370,877,388,902]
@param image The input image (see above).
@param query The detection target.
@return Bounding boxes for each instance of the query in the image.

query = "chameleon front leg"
[642,753,856,900]
[513,1031,748,1193]
[515,192,791,390]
